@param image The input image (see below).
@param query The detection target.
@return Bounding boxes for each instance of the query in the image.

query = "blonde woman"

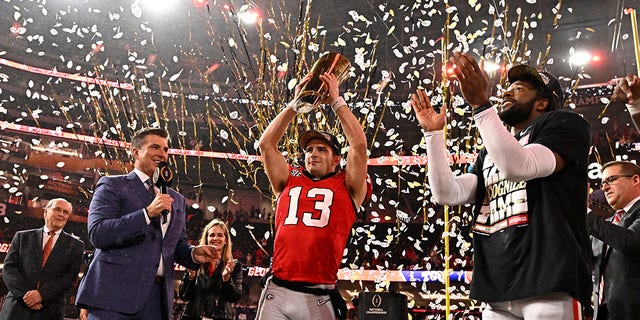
[179,219,242,320]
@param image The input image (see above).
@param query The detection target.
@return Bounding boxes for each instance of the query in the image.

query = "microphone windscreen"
[156,161,174,187]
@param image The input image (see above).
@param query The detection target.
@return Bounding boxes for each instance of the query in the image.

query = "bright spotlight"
[193,0,207,8]
[483,61,501,74]
[238,10,260,25]
[569,51,592,66]
[141,0,180,14]
[443,64,456,77]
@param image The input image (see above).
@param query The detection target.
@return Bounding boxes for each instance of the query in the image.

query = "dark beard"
[498,98,534,126]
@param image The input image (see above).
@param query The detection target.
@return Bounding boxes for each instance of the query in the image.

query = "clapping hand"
[449,51,491,107]
[410,88,446,132]
[222,259,237,282]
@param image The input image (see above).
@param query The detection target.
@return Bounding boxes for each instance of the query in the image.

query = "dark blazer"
[588,200,640,320]
[76,171,199,317]
[0,228,84,320]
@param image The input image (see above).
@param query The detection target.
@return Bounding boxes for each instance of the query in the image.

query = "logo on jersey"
[290,168,302,177]
[516,125,532,145]
[473,154,529,235]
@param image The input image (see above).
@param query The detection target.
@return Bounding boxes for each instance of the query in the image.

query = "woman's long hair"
[198,219,234,275]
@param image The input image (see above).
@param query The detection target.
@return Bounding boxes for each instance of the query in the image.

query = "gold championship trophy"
[293,52,351,113]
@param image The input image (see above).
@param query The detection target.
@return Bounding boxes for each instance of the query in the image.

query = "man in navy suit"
[76,127,220,320]
[588,161,640,320]
[0,198,84,320]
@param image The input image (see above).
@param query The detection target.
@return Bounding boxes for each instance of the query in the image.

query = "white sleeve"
[473,108,557,181]
[425,130,478,205]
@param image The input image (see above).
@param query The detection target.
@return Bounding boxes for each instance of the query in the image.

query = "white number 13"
[284,186,334,227]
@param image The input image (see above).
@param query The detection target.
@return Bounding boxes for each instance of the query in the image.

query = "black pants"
[596,304,608,320]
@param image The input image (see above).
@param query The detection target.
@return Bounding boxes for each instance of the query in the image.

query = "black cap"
[298,130,341,155]
[588,189,614,218]
[507,65,564,110]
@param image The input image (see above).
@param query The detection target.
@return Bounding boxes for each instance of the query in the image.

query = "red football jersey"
[271,165,370,284]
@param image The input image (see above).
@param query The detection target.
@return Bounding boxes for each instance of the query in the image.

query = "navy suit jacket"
[588,200,640,319]
[76,171,199,316]
[0,228,84,320]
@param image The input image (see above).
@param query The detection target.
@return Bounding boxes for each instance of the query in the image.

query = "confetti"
[0,0,630,313]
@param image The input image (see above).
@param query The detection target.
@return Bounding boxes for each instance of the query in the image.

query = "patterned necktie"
[613,209,625,225]
[145,179,156,197]
[42,231,54,267]
[145,179,162,229]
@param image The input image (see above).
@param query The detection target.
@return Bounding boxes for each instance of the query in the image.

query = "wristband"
[330,97,347,113]
[285,101,296,111]
[472,102,494,115]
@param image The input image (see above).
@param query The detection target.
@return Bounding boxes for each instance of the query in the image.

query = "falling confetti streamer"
[0,0,633,314]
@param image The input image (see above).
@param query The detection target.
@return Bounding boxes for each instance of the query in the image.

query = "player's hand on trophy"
[294,73,313,99]
[319,72,341,105]
[290,73,313,113]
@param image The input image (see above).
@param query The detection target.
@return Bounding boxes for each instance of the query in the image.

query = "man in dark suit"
[75,127,220,320]
[0,198,84,320]
[588,160,640,320]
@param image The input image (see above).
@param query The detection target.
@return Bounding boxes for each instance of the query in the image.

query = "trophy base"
[293,94,321,114]
[293,102,315,114]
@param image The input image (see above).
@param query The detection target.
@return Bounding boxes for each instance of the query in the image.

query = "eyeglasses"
[601,174,635,187]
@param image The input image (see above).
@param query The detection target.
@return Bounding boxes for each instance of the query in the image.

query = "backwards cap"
[298,130,341,155]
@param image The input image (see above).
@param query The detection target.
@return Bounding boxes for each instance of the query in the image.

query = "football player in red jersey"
[256,70,370,320]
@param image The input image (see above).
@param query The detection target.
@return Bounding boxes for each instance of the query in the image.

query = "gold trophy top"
[293,52,351,113]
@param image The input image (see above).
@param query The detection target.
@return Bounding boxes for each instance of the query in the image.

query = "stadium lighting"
[569,50,593,66]
[140,0,180,14]
[193,0,207,8]
[238,10,260,25]
[483,61,501,74]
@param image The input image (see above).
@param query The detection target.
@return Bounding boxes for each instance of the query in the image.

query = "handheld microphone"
[152,161,174,224]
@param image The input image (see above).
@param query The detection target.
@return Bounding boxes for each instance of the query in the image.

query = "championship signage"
[357,291,407,320]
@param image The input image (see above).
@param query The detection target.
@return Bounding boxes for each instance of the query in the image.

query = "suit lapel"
[34,228,45,266]
[127,171,153,202]
[167,190,176,231]
[620,201,640,227]
[601,201,640,266]
[47,232,67,264]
